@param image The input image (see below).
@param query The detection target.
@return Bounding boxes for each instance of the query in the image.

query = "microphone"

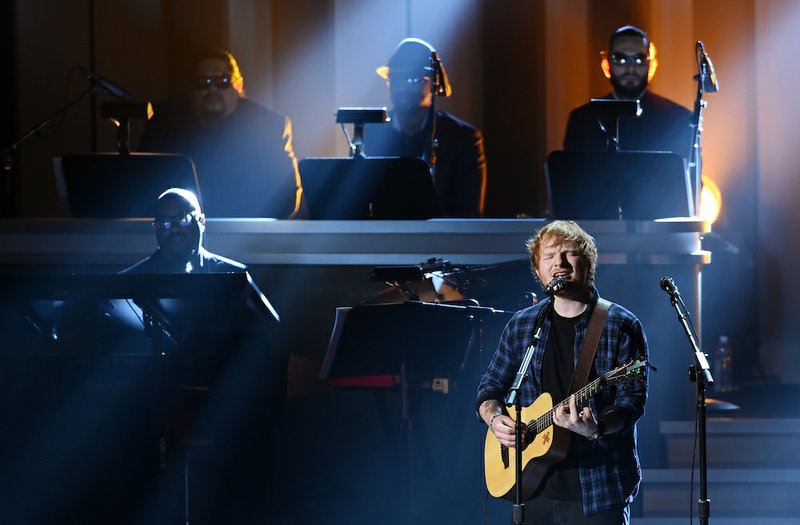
[78,66,132,100]
[430,51,451,97]
[543,276,566,296]
[697,41,719,94]
[659,276,680,296]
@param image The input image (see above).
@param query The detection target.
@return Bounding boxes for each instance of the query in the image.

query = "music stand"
[545,150,692,220]
[321,302,496,381]
[299,156,439,219]
[588,98,641,152]
[320,301,511,523]
[0,272,278,356]
[56,152,201,218]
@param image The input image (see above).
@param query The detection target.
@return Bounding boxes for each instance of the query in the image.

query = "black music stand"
[321,302,501,380]
[320,301,511,524]
[589,98,641,152]
[545,150,692,220]
[299,156,439,219]
[56,152,201,218]
[0,272,278,356]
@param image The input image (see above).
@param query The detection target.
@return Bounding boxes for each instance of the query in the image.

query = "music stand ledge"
[56,152,201,218]
[299,156,439,220]
[545,150,692,220]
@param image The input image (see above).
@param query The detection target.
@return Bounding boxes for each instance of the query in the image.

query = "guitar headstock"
[604,359,647,386]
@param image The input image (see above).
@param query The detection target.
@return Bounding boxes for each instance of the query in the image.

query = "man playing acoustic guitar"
[476,220,648,524]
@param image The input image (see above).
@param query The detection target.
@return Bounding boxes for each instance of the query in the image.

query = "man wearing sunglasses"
[563,25,692,161]
[138,48,303,219]
[364,38,487,217]
[122,188,244,274]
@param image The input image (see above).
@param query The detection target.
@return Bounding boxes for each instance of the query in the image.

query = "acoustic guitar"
[484,359,647,501]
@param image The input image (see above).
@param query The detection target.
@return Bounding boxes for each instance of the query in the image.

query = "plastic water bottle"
[713,335,733,393]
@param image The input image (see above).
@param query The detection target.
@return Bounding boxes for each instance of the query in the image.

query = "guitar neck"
[528,373,606,435]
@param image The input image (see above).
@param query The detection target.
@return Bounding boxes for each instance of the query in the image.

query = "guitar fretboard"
[527,375,603,434]
[526,360,644,435]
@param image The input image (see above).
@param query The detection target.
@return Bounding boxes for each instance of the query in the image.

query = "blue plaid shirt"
[476,289,648,515]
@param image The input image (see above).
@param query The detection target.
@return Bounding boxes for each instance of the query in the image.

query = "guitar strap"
[567,297,611,394]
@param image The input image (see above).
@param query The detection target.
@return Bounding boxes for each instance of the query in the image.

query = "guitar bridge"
[501,444,509,469]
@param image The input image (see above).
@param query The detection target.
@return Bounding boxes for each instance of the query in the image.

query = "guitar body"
[483,392,571,501]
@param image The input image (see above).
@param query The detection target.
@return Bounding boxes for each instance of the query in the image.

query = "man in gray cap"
[365,38,487,217]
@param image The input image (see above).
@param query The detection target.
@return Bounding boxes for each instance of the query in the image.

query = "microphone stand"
[663,284,713,525]
[689,41,710,217]
[0,84,103,216]
[427,61,440,179]
[504,299,550,525]
[505,336,536,525]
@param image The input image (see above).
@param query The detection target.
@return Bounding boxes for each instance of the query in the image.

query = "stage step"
[639,468,800,518]
[660,418,800,468]
[636,417,800,521]
[635,519,800,524]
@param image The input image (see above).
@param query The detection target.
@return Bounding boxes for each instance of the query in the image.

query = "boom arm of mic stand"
[427,84,439,174]
[689,41,713,217]
[1,85,103,215]
[2,85,103,157]
[668,292,714,385]
[689,81,705,217]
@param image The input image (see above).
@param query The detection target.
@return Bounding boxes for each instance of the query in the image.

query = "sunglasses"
[609,52,648,66]
[388,74,431,85]
[195,74,233,90]
[153,212,195,231]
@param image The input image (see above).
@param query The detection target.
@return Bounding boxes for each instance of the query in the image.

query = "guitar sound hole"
[501,445,509,469]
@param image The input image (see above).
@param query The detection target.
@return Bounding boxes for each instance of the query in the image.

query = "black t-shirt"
[536,308,583,501]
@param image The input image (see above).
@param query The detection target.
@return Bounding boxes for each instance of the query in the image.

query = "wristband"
[587,420,604,442]
[489,412,502,429]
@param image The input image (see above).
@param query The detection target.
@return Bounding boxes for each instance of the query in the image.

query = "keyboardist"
[119,186,281,354]
[121,187,245,274]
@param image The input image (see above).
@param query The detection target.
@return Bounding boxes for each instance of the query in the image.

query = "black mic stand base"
[689,363,712,525]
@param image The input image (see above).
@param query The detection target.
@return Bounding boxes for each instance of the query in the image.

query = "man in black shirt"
[121,186,280,359]
[563,25,692,161]
[138,48,303,218]
[122,187,244,274]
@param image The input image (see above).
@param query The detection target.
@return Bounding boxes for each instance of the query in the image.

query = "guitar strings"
[525,359,644,434]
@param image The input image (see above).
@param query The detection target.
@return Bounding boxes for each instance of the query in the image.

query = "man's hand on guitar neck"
[480,400,522,448]
[552,394,600,440]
